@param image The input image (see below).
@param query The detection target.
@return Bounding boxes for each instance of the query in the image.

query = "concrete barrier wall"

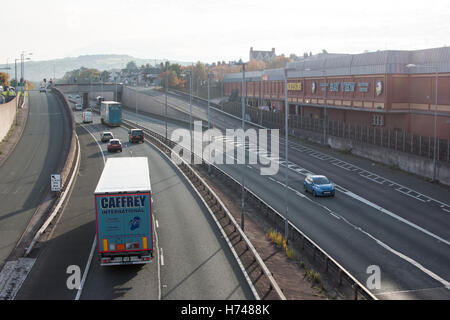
[292,126,450,185]
[326,135,450,186]
[122,86,195,124]
[0,98,17,142]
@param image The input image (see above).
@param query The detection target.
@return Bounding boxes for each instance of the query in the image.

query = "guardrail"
[122,114,377,300]
[121,118,286,300]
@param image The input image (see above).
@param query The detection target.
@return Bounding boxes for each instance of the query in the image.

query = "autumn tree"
[246,59,266,71]
[0,72,9,86]
[159,70,185,89]
[266,55,292,69]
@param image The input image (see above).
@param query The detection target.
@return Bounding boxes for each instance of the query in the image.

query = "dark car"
[107,139,122,152]
[304,175,335,197]
[100,132,114,143]
[129,129,144,143]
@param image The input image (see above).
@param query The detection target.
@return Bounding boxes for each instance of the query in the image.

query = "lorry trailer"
[94,157,153,266]
[100,101,122,126]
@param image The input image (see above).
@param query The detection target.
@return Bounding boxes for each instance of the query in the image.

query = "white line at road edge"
[265,174,450,290]
[75,235,97,300]
[75,124,106,300]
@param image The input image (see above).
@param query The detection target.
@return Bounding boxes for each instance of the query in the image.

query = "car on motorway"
[107,139,122,153]
[39,86,46,93]
[75,103,83,111]
[304,175,335,197]
[128,129,144,143]
[100,131,114,142]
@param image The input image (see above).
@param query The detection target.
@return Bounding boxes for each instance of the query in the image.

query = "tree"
[126,61,138,71]
[0,72,9,86]
[100,70,110,82]
[246,59,266,71]
[25,81,34,90]
[266,56,292,69]
[159,70,185,89]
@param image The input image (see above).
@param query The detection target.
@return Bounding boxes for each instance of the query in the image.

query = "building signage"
[330,82,340,92]
[342,82,355,92]
[358,82,369,92]
[287,82,302,91]
[376,81,383,96]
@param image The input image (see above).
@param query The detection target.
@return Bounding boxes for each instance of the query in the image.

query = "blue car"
[304,175,335,197]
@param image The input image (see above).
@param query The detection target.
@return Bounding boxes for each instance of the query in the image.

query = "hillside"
[0,54,191,82]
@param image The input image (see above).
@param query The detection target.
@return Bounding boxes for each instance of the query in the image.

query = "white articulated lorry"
[94,157,153,266]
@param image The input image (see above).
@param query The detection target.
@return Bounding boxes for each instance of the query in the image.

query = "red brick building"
[224,48,450,139]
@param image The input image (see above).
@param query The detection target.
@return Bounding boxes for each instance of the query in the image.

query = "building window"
[372,114,384,126]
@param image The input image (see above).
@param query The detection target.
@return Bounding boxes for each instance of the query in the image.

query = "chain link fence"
[221,101,450,163]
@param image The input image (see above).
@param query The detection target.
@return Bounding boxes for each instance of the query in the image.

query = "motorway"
[122,88,450,299]
[0,91,70,267]
[15,105,254,300]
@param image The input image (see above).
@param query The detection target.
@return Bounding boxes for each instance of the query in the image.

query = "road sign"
[51,174,61,192]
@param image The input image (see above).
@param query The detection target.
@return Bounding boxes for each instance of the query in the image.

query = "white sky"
[2,0,450,64]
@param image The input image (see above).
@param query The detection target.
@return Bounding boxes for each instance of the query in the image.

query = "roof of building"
[250,47,276,62]
[224,47,450,82]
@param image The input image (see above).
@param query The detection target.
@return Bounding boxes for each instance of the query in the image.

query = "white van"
[82,111,93,123]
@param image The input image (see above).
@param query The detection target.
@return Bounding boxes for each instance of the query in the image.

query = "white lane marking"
[355,222,450,290]
[340,187,450,246]
[80,124,105,164]
[268,159,450,246]
[75,235,97,300]
[155,219,159,229]
[127,111,450,290]
[152,214,162,300]
[287,142,450,211]
[160,248,164,266]
[75,125,107,300]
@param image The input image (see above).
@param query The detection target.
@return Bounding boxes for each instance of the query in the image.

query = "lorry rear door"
[96,193,152,255]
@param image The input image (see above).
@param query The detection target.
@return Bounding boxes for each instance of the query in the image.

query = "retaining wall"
[0,98,17,142]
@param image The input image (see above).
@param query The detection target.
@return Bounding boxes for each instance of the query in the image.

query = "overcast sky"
[2,0,450,64]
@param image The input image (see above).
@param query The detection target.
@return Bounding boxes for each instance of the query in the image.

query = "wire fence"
[221,101,450,163]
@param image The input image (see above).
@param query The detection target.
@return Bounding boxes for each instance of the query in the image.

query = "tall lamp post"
[207,71,214,175]
[165,69,168,139]
[322,69,327,145]
[406,63,439,181]
[20,52,32,92]
[284,67,295,243]
[235,59,247,230]
[182,70,193,157]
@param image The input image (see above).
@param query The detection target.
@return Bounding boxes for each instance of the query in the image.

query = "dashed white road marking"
[160,248,164,266]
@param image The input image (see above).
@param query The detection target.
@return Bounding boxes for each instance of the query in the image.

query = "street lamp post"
[406,64,439,181]
[323,70,327,145]
[20,52,32,92]
[207,71,214,175]
[284,67,295,243]
[236,59,247,230]
[165,70,168,139]
[181,70,194,158]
